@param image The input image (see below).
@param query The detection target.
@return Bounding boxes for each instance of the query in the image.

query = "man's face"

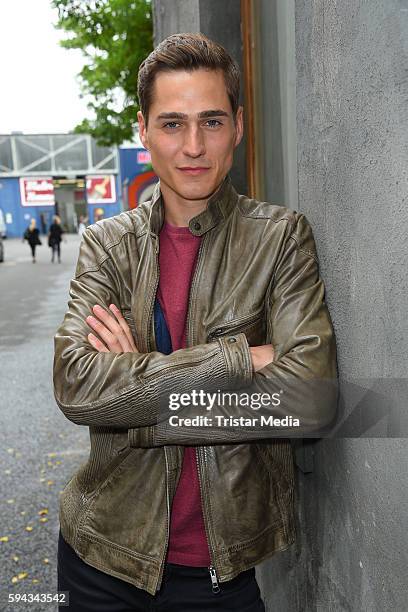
[137,68,243,203]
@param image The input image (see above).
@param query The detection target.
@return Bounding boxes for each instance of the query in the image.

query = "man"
[54,33,337,611]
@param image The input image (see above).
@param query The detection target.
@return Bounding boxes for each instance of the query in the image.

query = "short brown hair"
[137,32,240,126]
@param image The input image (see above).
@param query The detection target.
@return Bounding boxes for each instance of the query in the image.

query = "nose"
[182,124,206,158]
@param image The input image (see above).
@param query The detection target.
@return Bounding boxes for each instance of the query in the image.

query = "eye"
[205,119,222,128]
[163,121,180,129]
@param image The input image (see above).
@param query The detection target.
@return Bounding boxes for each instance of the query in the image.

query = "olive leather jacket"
[53,174,338,595]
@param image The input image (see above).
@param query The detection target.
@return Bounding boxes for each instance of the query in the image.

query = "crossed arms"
[53,214,338,446]
[86,303,275,372]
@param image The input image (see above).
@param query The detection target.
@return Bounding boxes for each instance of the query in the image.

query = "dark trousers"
[58,530,266,611]
[51,241,61,261]
[29,243,36,258]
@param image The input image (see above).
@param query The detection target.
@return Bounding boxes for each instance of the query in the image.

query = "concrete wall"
[257,1,408,611]
[152,0,247,195]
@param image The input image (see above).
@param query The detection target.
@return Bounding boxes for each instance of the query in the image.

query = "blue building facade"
[0,175,125,238]
[0,177,30,238]
[0,133,156,238]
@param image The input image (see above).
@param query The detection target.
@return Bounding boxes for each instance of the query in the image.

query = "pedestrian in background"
[23,218,42,263]
[48,215,64,263]
[78,215,87,237]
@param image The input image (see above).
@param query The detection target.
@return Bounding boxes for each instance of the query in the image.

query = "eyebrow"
[156,109,230,121]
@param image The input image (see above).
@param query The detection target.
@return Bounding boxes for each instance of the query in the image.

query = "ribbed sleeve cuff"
[216,332,253,389]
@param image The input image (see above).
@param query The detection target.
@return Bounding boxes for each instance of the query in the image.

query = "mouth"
[177,167,211,176]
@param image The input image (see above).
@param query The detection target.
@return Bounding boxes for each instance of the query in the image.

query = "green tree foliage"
[52,0,153,145]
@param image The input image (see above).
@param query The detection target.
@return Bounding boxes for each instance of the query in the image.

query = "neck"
[159,179,224,227]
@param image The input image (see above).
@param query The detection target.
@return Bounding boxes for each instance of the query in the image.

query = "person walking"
[48,215,64,263]
[78,215,87,237]
[23,218,41,263]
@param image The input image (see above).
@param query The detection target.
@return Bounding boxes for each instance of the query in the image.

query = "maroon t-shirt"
[156,220,211,566]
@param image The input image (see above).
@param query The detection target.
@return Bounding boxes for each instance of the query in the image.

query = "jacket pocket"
[76,449,134,526]
[76,448,167,559]
[205,444,285,546]
[207,308,266,346]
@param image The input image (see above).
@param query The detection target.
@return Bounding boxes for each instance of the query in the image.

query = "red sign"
[86,175,116,204]
[137,150,151,164]
[20,177,55,206]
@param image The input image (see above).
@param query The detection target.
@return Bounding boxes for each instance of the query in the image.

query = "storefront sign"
[86,175,116,204]
[20,177,55,206]
[137,150,151,164]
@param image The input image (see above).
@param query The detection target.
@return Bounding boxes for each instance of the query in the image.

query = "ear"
[137,110,149,150]
[233,106,244,148]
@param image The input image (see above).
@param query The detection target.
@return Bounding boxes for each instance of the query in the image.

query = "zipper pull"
[208,566,220,593]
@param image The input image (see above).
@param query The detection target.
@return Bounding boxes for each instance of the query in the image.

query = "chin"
[173,178,219,201]
[180,188,214,201]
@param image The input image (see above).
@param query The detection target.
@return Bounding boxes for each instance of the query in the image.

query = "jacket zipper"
[186,232,207,346]
[147,232,170,594]
[207,308,263,341]
[209,566,221,593]
[186,232,221,593]
[147,233,160,353]
[155,446,170,592]
[195,448,221,593]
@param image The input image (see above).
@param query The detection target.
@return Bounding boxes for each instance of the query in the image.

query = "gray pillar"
[257,1,408,611]
[152,0,247,195]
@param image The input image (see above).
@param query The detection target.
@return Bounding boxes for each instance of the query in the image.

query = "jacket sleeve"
[53,227,253,428]
[129,213,338,447]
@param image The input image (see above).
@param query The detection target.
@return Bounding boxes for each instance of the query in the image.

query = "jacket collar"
[147,173,239,237]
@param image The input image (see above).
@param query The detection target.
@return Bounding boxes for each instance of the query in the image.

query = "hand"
[249,344,275,372]
[86,304,138,353]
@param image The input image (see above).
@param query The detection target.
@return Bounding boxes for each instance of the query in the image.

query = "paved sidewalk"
[0,234,90,611]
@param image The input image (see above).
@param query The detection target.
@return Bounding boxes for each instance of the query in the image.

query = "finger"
[91,305,132,352]
[108,304,138,352]
[86,315,124,353]
[108,304,137,350]
[92,304,133,352]
[87,332,109,353]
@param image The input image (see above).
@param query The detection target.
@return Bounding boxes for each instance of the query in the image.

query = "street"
[0,235,89,611]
